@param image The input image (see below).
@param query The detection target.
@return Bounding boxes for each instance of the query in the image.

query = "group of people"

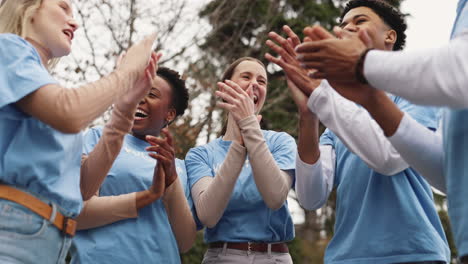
[0,0,466,263]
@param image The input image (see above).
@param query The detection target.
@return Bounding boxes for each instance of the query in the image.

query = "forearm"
[298,111,320,164]
[295,145,335,210]
[16,69,136,133]
[361,90,404,137]
[80,107,135,200]
[364,35,468,108]
[239,116,292,210]
[388,113,446,192]
[162,178,196,253]
[191,143,246,228]
[308,81,408,175]
[76,193,138,230]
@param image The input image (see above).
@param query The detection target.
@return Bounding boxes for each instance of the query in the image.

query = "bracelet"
[355,48,374,84]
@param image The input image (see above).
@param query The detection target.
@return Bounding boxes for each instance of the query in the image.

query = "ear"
[165,108,176,125]
[385,29,397,46]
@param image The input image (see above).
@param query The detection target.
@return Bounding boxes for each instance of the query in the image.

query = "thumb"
[247,85,254,100]
[358,29,373,48]
[333,26,357,40]
[115,51,126,69]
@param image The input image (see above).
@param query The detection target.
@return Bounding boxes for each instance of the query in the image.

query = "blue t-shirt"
[320,96,450,264]
[72,127,194,264]
[185,130,296,243]
[0,33,82,216]
[444,0,468,258]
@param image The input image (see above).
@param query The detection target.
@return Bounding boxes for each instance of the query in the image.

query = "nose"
[343,23,358,33]
[68,18,79,32]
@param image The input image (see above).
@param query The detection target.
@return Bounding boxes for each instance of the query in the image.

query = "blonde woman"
[0,0,157,263]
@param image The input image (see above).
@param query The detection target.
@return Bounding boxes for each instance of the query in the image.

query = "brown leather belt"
[210,242,289,253]
[0,185,76,237]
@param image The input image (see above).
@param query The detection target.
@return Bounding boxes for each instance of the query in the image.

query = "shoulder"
[262,130,295,143]
[392,95,440,129]
[186,138,221,158]
[0,34,38,58]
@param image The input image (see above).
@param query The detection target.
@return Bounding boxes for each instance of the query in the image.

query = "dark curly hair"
[341,0,407,51]
[157,67,189,119]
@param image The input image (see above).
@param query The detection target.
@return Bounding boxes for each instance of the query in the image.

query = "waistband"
[0,184,76,237]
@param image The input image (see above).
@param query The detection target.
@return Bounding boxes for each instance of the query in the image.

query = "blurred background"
[59,0,458,263]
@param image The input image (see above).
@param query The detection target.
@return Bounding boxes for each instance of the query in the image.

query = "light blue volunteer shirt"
[0,33,82,216]
[185,130,296,243]
[320,96,450,264]
[444,0,468,258]
[72,127,194,264]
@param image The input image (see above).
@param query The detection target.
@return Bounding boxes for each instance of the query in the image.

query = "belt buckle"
[62,217,76,237]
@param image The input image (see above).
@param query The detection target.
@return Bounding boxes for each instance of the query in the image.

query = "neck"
[26,37,52,66]
[131,130,160,141]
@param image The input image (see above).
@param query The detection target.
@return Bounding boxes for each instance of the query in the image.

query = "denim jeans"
[0,199,72,264]
[202,247,293,264]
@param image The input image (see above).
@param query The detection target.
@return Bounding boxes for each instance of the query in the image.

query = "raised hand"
[265,25,321,114]
[296,25,373,82]
[117,33,157,80]
[148,161,166,199]
[216,80,256,123]
[115,51,162,112]
[146,128,178,189]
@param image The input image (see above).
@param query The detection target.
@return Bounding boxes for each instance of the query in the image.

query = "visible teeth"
[253,95,258,103]
[135,109,148,117]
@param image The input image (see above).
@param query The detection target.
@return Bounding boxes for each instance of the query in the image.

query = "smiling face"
[25,0,78,59]
[228,60,268,114]
[340,6,396,51]
[131,76,176,139]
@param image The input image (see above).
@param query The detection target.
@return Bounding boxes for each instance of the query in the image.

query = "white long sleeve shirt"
[295,81,446,210]
[296,81,409,210]
[364,30,468,108]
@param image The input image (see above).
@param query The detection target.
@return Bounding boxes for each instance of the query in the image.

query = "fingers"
[358,29,373,48]
[283,25,301,47]
[266,32,296,62]
[264,52,285,68]
[150,161,165,197]
[160,128,173,147]
[216,101,234,112]
[116,51,126,69]
[145,32,157,49]
[295,41,323,53]
[303,25,335,41]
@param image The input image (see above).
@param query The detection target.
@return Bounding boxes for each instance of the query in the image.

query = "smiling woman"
[0,0,158,263]
[185,57,297,264]
[71,67,196,264]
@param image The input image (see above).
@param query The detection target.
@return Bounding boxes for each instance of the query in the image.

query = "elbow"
[296,189,327,211]
[265,195,287,211]
[368,160,408,176]
[298,197,326,211]
[178,226,197,253]
[201,217,218,229]
[50,117,84,134]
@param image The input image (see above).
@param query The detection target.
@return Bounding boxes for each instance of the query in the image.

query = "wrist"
[361,89,387,112]
[355,48,374,84]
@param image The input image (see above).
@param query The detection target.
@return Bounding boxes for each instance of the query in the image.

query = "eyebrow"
[339,14,370,28]
[60,0,74,16]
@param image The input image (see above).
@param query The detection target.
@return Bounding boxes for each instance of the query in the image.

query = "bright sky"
[401,0,458,51]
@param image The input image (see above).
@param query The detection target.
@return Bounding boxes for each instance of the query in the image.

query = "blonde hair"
[0,0,60,68]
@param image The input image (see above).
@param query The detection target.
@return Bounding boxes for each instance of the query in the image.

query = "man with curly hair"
[294,0,468,263]
[266,0,450,263]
